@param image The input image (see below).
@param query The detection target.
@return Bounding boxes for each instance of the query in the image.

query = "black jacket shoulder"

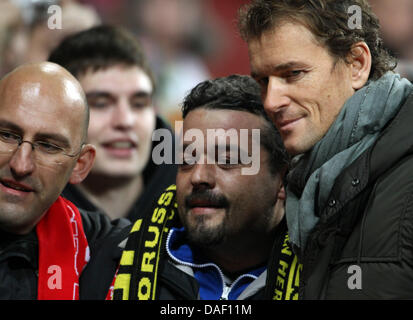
[301,91,413,299]
[79,208,131,300]
[80,208,130,251]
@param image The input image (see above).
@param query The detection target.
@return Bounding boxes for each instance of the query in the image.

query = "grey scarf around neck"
[286,72,413,251]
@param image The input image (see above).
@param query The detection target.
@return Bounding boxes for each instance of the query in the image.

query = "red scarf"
[36,196,90,300]
[105,267,118,300]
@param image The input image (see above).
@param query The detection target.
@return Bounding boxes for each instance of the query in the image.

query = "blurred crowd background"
[0,0,412,126]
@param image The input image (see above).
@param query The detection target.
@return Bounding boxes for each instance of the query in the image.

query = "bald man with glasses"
[0,62,129,300]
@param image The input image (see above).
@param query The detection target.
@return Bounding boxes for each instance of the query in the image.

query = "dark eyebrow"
[251,61,309,78]
[214,144,239,152]
[0,119,71,148]
[0,120,23,134]
[182,142,198,151]
[271,62,307,72]
[86,90,152,100]
[85,91,114,100]
[131,91,152,99]
[34,133,71,148]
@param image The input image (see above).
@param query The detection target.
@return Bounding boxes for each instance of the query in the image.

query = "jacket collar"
[323,91,413,222]
[166,227,266,300]
[0,229,38,269]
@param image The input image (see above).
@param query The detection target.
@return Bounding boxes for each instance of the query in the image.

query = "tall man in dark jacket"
[48,25,177,222]
[239,0,413,299]
[110,75,290,300]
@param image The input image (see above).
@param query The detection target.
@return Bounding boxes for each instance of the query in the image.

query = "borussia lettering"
[138,277,151,299]
[145,226,160,248]
[141,252,156,273]
[158,191,174,206]
[113,185,178,300]
[151,207,167,224]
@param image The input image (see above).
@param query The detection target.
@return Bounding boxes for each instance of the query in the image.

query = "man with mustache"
[239,0,413,298]
[0,62,129,299]
[48,25,177,222]
[110,75,289,300]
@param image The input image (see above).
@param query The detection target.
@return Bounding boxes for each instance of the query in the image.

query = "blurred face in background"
[0,0,100,77]
[79,65,156,178]
[138,0,202,43]
[369,0,413,56]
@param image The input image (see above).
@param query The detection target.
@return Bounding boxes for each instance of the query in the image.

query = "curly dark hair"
[48,25,155,88]
[182,74,289,174]
[238,0,396,80]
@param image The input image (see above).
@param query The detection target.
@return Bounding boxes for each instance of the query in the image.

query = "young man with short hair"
[49,25,177,222]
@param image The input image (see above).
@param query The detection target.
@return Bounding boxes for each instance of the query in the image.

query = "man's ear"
[68,144,96,185]
[277,165,287,201]
[348,41,372,90]
[278,185,286,201]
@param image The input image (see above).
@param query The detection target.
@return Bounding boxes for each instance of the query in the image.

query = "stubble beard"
[184,212,228,249]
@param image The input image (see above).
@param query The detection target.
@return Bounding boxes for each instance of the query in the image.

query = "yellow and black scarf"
[264,227,302,300]
[108,184,302,300]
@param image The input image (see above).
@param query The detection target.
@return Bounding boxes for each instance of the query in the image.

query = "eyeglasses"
[0,129,83,167]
